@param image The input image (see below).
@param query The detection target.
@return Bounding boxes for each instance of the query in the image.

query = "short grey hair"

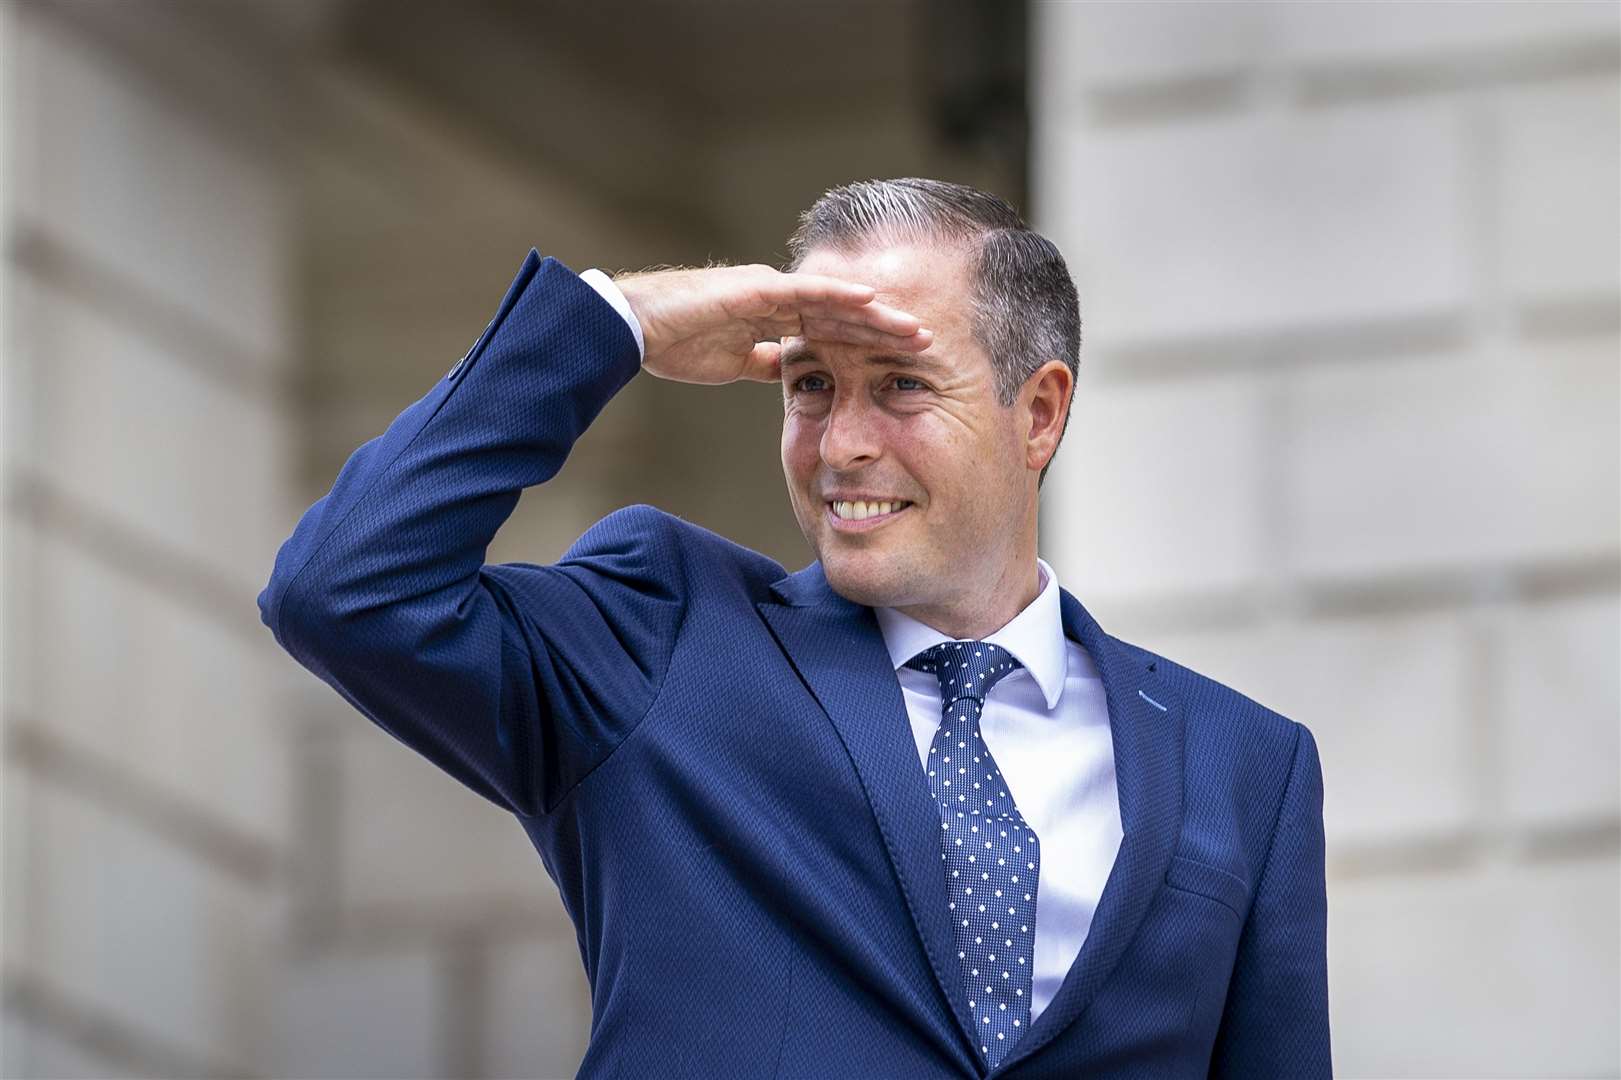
[785,177,1081,483]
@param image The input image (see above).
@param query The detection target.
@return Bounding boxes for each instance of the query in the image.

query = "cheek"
[781,417,818,480]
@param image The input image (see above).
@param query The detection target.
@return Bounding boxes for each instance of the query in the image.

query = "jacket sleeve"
[1208,722,1332,1077]
[257,249,684,818]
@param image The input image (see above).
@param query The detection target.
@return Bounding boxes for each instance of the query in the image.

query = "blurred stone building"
[1,1,1615,1077]
[1034,6,1619,1076]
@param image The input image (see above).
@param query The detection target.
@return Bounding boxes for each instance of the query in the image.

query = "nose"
[819,392,881,471]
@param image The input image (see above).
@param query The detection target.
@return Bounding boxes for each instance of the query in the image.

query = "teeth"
[832,500,907,520]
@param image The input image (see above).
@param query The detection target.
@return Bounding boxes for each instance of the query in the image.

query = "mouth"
[825,499,913,532]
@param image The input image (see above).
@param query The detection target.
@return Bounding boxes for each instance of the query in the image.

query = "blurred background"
[0,0,1616,1076]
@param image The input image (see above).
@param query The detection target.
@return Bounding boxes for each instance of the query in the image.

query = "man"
[259,178,1330,1078]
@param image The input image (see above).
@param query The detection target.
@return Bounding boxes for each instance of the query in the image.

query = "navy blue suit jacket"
[259,249,1331,1078]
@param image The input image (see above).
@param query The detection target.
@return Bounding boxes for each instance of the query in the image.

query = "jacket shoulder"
[1118,637,1307,754]
[561,503,787,595]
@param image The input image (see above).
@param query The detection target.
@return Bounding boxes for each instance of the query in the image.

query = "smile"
[826,499,912,531]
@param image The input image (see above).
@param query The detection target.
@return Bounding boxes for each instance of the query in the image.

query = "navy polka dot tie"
[905,641,1038,1070]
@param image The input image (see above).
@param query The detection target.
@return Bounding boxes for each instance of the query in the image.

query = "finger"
[739,341,783,383]
[795,298,922,337]
[750,314,805,338]
[800,318,935,352]
[754,272,876,307]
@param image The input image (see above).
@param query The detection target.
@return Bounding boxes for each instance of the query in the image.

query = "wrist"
[578,268,645,362]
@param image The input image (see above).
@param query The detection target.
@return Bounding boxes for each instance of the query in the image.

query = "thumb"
[738,341,783,383]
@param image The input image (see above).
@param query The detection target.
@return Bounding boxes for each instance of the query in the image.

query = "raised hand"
[613,263,932,385]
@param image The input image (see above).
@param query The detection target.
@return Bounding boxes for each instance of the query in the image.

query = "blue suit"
[259,249,1331,1078]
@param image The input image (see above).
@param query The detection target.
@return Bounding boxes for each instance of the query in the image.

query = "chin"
[817,549,915,609]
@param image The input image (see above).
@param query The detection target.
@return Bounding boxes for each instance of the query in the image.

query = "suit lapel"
[759,564,984,1074]
[758,565,1186,1079]
[990,587,1186,1075]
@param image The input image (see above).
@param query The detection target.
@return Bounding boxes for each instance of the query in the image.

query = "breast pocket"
[1163,854,1250,921]
[1153,856,1253,1039]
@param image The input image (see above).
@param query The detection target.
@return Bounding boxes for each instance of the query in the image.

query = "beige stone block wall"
[1034,2,1620,1075]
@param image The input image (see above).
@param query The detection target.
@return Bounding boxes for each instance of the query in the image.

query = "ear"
[1020,359,1074,475]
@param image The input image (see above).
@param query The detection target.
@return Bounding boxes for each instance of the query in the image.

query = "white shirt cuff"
[579,268,645,361]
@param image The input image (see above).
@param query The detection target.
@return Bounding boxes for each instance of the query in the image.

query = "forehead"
[786,240,979,374]
[794,240,972,310]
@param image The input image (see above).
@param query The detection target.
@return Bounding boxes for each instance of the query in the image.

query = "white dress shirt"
[874,560,1121,1025]
[581,268,1123,1026]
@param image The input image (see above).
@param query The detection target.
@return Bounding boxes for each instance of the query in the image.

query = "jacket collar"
[871,556,1069,710]
[761,562,1185,1076]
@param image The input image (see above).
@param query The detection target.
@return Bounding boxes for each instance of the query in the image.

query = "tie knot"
[904,640,1023,705]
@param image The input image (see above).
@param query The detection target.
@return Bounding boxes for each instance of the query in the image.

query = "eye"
[792,374,830,392]
[891,375,927,391]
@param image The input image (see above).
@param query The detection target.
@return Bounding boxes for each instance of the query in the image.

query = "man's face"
[780,240,1035,617]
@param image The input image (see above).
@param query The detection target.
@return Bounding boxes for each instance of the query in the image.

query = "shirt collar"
[873,557,1067,710]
